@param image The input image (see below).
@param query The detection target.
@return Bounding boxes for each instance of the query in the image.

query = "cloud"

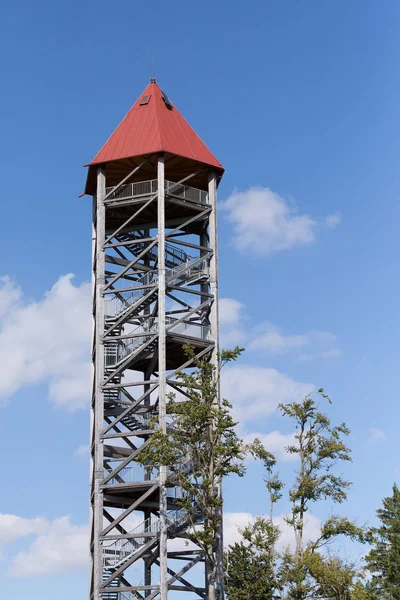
[219,298,247,347]
[297,347,343,361]
[224,512,254,547]
[224,511,321,551]
[243,430,297,462]
[274,513,322,550]
[219,298,341,361]
[0,514,48,557]
[368,428,387,445]
[325,212,342,229]
[220,187,318,254]
[222,365,314,424]
[249,325,341,361]
[248,324,308,354]
[0,274,91,410]
[0,276,22,319]
[9,516,88,578]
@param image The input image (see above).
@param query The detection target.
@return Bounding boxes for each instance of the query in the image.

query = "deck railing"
[105,179,208,205]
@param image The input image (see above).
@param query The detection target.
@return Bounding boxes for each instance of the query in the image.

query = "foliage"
[365,483,400,599]
[137,344,245,599]
[225,517,279,600]
[280,389,352,557]
[226,389,366,600]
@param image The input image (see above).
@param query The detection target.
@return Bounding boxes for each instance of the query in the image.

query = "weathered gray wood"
[157,154,168,600]
[104,193,157,245]
[103,239,158,291]
[165,207,212,239]
[92,167,106,600]
[103,158,149,201]
[101,484,158,537]
[208,171,224,600]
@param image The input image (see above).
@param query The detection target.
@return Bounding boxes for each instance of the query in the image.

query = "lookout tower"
[85,80,224,599]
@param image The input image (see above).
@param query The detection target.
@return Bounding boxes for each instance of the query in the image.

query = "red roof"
[89,81,223,171]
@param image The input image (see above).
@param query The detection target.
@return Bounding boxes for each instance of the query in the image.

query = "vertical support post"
[89,195,96,599]
[157,154,168,599]
[92,166,106,600]
[208,171,224,599]
[143,226,152,597]
[208,172,219,379]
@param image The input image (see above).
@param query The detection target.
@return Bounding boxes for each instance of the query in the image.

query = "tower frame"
[89,147,222,600]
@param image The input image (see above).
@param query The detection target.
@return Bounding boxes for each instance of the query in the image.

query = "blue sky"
[0,0,399,597]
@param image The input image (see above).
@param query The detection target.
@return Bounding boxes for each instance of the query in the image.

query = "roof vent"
[161,90,173,110]
[140,95,150,105]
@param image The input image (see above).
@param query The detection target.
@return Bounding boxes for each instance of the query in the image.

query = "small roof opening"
[161,90,173,109]
[140,95,150,105]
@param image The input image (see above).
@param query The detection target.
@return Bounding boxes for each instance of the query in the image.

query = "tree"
[280,390,353,558]
[306,553,360,600]
[138,344,246,600]
[225,440,284,599]
[228,390,365,600]
[279,391,365,599]
[225,517,279,600]
[365,483,400,599]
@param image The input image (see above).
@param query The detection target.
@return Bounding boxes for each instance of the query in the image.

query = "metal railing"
[166,317,211,341]
[106,465,159,485]
[165,181,208,205]
[105,316,210,367]
[105,254,210,320]
[106,179,158,200]
[105,271,156,318]
[166,256,209,287]
[105,179,208,205]
[103,509,188,568]
[104,321,158,367]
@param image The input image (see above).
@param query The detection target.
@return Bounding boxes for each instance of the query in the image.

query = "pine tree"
[365,483,400,599]
[225,518,278,600]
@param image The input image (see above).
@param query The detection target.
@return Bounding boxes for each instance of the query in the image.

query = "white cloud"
[221,187,341,255]
[243,430,297,462]
[249,325,341,361]
[219,298,341,361]
[325,212,342,229]
[222,365,314,424]
[220,187,318,254]
[248,323,308,353]
[224,511,321,551]
[368,428,387,444]
[0,276,22,320]
[9,516,88,578]
[0,514,48,557]
[0,274,91,410]
[219,298,247,347]
[297,347,343,361]
[224,512,254,547]
[274,513,322,550]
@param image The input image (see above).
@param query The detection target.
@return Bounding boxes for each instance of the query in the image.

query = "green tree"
[280,390,353,558]
[138,345,245,600]
[233,390,365,600]
[225,517,279,600]
[365,483,400,599]
[306,553,360,600]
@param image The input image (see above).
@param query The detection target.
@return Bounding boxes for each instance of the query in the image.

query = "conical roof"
[88,80,223,171]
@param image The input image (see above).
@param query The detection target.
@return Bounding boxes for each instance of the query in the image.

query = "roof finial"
[150,56,156,83]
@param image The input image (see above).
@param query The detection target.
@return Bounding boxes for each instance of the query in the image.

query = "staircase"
[103,507,202,571]
[105,248,210,322]
[102,568,119,600]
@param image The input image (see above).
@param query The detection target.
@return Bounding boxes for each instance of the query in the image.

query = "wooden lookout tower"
[85,79,224,599]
